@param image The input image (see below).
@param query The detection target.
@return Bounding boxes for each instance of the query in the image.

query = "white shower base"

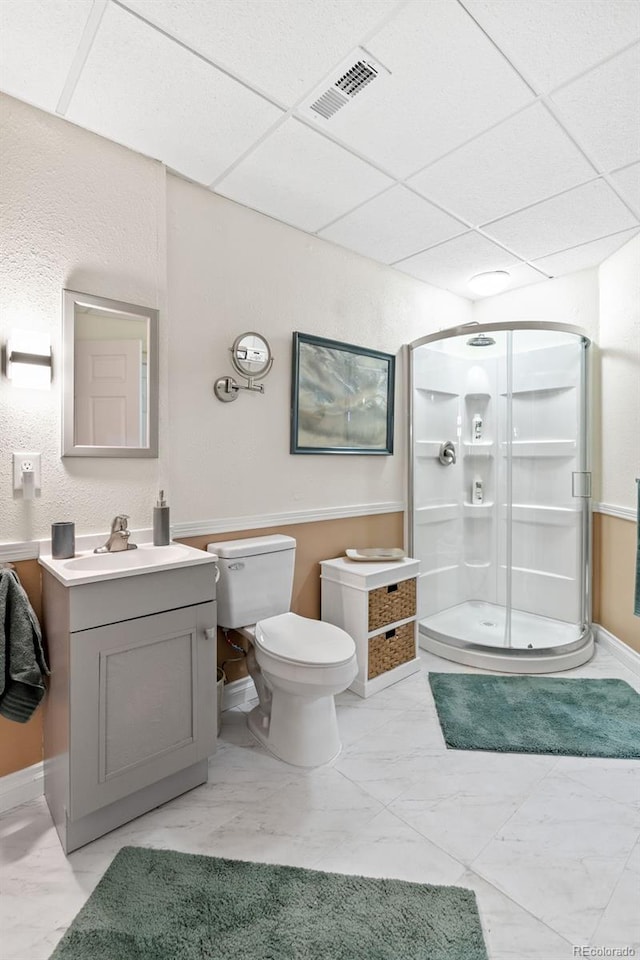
[420,600,594,674]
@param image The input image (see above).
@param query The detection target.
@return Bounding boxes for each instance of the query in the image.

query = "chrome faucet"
[94,515,138,553]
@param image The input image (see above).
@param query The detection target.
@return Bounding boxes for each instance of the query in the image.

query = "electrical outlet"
[13,451,41,494]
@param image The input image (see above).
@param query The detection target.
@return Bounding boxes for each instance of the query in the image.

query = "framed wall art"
[290,332,395,455]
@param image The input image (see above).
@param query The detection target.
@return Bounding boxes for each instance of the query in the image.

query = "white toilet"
[207,535,357,767]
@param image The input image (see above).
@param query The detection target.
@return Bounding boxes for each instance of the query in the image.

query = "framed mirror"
[62,289,159,458]
[230,332,273,380]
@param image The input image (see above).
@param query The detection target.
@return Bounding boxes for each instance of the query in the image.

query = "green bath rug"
[50,846,488,960]
[428,673,640,758]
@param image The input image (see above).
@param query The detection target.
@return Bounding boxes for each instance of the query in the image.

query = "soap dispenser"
[153,490,170,546]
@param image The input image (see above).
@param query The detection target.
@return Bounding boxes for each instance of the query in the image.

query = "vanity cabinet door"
[68,601,216,821]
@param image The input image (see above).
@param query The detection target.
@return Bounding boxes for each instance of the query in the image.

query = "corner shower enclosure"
[408,321,593,673]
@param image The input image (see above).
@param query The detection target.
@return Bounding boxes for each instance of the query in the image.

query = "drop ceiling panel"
[462,0,640,93]
[550,45,640,173]
[307,0,533,178]
[120,0,398,106]
[318,185,466,264]
[408,103,596,226]
[483,179,639,261]
[0,0,93,111]
[532,229,640,277]
[215,118,393,233]
[1,0,639,301]
[611,162,640,215]
[395,231,544,299]
[66,2,283,184]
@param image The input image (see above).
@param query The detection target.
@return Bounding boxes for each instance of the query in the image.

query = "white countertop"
[39,541,216,587]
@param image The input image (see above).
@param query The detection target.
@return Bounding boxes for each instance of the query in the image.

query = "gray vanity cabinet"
[43,563,216,853]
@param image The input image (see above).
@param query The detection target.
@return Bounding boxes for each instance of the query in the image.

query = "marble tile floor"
[1,644,639,960]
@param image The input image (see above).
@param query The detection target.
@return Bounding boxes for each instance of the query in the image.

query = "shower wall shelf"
[500,440,576,457]
[463,442,494,453]
[463,502,494,514]
[415,385,458,395]
[499,385,574,397]
[498,563,573,581]
[507,505,579,525]
[415,504,458,523]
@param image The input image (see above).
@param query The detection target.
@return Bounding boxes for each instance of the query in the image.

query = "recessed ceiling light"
[468,270,511,296]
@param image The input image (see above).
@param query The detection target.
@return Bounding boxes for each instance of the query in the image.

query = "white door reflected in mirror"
[62,290,158,458]
[74,338,143,447]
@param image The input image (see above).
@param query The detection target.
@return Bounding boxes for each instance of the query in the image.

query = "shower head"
[466,333,496,347]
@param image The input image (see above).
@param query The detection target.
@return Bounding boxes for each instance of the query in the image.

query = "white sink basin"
[39,541,216,586]
[64,543,191,572]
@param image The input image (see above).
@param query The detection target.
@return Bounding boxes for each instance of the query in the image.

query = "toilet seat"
[255,612,355,667]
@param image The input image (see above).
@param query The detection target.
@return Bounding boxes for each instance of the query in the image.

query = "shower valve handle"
[438,441,457,466]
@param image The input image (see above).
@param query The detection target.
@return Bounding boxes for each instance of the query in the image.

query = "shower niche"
[409,322,592,673]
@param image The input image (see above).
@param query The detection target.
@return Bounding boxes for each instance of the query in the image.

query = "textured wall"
[598,235,640,510]
[0,94,166,542]
[472,269,600,338]
[1,94,471,545]
[165,176,471,525]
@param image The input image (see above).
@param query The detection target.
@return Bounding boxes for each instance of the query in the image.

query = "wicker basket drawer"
[368,621,415,680]
[368,577,416,631]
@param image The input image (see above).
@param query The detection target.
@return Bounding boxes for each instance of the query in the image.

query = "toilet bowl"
[243,613,357,767]
[208,535,357,767]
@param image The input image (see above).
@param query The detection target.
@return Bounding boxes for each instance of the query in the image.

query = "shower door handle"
[438,441,457,465]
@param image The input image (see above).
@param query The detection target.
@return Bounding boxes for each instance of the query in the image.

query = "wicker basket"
[368,621,415,680]
[368,577,416,631]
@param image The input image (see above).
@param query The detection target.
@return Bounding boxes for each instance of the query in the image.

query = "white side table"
[320,556,421,698]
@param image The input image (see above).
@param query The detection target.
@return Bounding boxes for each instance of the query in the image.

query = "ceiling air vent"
[300,49,390,123]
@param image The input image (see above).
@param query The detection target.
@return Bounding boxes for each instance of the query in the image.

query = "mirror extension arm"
[214,375,265,403]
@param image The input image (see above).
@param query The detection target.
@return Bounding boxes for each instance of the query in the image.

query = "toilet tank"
[207,535,295,629]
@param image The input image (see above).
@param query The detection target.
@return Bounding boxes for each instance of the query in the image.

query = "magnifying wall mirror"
[214,331,273,403]
[62,289,159,457]
[230,333,272,379]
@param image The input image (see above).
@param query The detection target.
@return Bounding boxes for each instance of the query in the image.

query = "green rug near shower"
[50,846,488,960]
[428,673,640,758]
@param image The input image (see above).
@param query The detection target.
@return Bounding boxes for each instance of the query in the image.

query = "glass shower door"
[505,329,590,649]
[412,331,511,648]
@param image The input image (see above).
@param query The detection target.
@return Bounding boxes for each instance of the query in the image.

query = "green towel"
[635,479,640,617]
[0,569,49,722]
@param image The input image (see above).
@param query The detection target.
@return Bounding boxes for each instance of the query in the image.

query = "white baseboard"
[594,623,640,676]
[0,761,44,815]
[222,676,257,711]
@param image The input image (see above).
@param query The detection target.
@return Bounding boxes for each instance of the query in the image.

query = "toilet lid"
[255,612,355,666]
